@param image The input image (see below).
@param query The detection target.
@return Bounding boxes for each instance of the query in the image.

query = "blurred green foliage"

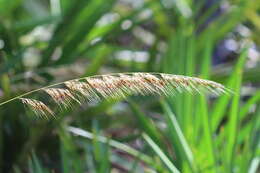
[0,0,260,172]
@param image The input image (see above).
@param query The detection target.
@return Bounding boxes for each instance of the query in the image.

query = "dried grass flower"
[0,72,231,119]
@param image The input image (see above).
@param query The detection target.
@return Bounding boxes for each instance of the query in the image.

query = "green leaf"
[225,50,247,171]
[143,133,180,173]
[161,100,198,172]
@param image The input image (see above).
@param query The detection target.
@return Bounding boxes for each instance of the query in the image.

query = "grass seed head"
[20,98,54,119]
[17,73,230,119]
[44,88,80,108]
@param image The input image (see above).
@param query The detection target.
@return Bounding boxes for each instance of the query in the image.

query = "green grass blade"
[41,0,90,65]
[211,49,248,132]
[161,100,197,172]
[91,120,111,173]
[29,152,46,173]
[248,157,260,173]
[198,95,216,172]
[143,133,180,173]
[239,90,260,119]
[241,105,260,173]
[67,126,154,166]
[56,0,115,64]
[129,101,166,151]
[197,34,216,173]
[83,44,112,76]
[59,125,84,173]
[225,51,247,171]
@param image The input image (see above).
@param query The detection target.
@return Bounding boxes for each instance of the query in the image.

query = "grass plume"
[1,72,230,119]
[44,88,81,108]
[20,98,54,119]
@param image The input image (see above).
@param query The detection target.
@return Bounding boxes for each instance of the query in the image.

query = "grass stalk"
[143,133,180,173]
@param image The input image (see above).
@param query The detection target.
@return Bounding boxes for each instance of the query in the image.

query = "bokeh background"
[0,0,260,172]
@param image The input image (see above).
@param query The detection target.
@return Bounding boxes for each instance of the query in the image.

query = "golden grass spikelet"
[0,72,230,119]
[132,73,167,95]
[64,81,100,102]
[160,74,228,95]
[88,75,127,99]
[121,73,157,95]
[20,98,54,119]
[44,88,80,108]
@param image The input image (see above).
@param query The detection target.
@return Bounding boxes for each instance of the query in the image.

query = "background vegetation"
[0,0,259,172]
